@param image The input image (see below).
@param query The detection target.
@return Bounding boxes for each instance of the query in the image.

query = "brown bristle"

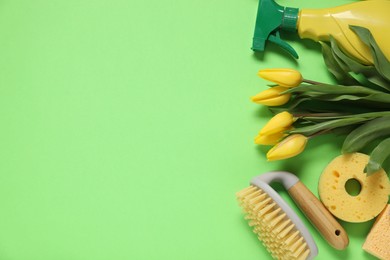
[237,185,311,260]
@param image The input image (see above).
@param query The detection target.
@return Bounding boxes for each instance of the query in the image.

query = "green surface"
[0,0,381,259]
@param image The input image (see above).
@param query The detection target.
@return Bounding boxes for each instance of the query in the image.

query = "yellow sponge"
[318,153,390,223]
[363,204,390,260]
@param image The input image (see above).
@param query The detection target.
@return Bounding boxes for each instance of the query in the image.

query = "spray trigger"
[251,0,300,59]
[268,32,299,59]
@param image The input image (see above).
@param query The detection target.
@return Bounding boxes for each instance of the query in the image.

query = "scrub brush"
[236,171,348,260]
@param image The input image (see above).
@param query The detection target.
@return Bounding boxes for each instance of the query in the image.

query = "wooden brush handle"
[288,181,349,250]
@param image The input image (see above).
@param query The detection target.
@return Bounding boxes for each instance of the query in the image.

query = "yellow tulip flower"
[266,134,308,161]
[254,131,286,145]
[251,86,291,106]
[259,111,294,136]
[258,68,302,88]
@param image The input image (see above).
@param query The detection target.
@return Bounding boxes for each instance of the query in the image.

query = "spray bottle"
[252,0,390,64]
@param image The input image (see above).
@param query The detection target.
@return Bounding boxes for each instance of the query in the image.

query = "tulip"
[258,68,303,88]
[254,131,286,145]
[266,134,308,161]
[259,111,294,136]
[251,86,291,106]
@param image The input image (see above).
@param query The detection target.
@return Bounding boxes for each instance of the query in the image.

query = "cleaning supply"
[362,204,390,259]
[252,0,390,64]
[237,171,348,259]
[318,153,390,223]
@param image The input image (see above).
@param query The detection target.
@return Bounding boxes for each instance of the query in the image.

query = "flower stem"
[302,111,390,121]
[308,128,332,138]
[293,112,346,118]
[302,78,324,85]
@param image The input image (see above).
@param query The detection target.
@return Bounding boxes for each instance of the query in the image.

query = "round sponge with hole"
[318,153,390,223]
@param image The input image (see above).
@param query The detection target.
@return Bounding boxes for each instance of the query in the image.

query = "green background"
[0,0,381,259]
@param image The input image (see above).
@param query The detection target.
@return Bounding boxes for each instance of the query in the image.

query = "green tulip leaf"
[289,117,368,136]
[285,84,383,95]
[365,137,390,175]
[365,73,390,90]
[285,84,390,105]
[328,36,390,91]
[321,26,390,91]
[302,111,390,122]
[320,41,359,85]
[350,25,390,81]
[331,125,359,136]
[342,116,390,153]
[329,36,368,73]
[312,93,390,104]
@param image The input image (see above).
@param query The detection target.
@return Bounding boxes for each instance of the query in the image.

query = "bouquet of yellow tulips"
[253,68,390,175]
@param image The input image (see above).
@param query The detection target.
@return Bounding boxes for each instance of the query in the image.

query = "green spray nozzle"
[252,0,299,59]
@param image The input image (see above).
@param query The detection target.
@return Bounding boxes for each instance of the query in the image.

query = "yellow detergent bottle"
[252,0,390,64]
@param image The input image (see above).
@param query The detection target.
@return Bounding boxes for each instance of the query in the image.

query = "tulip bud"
[266,134,308,161]
[254,131,286,145]
[259,111,294,136]
[251,86,291,106]
[258,68,303,88]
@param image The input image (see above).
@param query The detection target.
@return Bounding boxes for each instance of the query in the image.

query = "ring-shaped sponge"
[318,153,390,223]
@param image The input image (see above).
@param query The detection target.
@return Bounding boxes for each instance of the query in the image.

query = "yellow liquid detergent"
[252,0,390,64]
